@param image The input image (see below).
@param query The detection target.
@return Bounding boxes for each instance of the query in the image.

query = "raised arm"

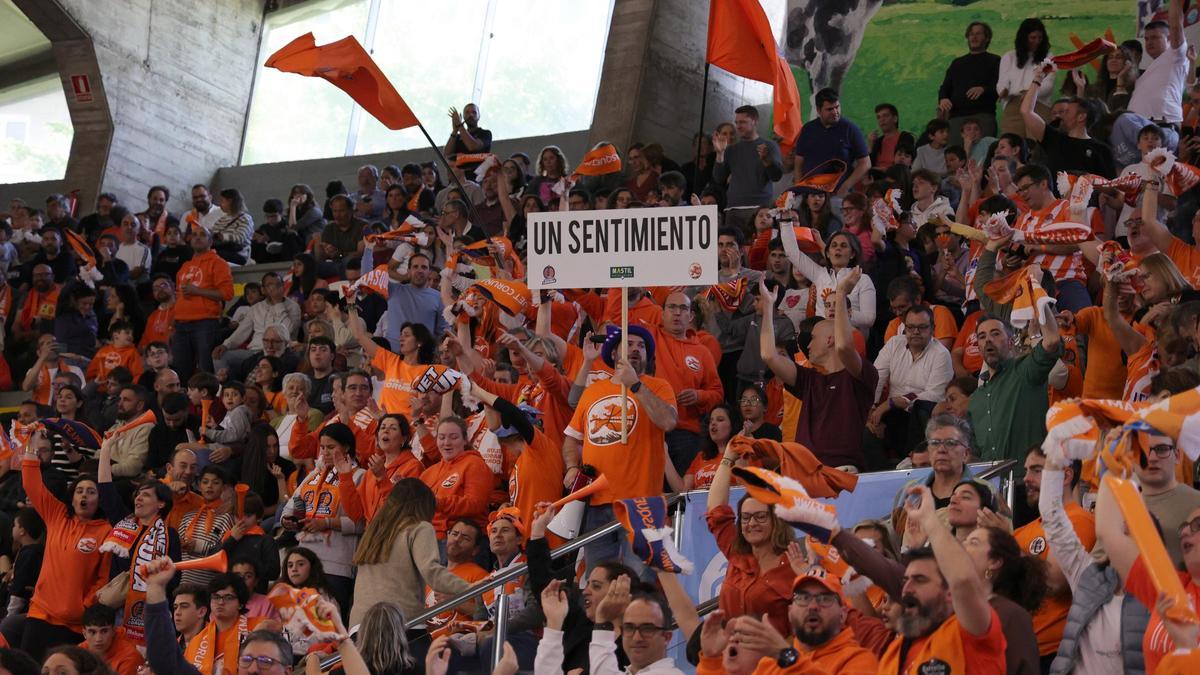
[758,280,797,386]
[1171,0,1185,49]
[1021,74,1048,142]
[706,443,737,510]
[1136,179,1175,255]
[906,485,993,636]
[1101,279,1147,355]
[346,305,378,360]
[1094,462,1140,582]
[834,268,863,378]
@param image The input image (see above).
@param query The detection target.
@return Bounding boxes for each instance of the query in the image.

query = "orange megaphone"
[199,399,212,445]
[236,483,250,518]
[105,409,157,439]
[550,473,609,510]
[139,549,228,578]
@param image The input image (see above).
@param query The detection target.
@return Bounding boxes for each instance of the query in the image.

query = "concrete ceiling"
[0,0,51,69]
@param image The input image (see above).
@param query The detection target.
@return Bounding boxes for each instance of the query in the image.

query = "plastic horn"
[550,474,609,511]
[236,483,250,518]
[138,549,227,577]
[105,409,157,439]
[199,399,212,445]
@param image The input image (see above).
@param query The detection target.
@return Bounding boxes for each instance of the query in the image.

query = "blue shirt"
[386,283,446,352]
[792,118,869,185]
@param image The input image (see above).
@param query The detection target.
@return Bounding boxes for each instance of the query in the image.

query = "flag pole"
[416,121,484,227]
[620,290,629,444]
[693,62,711,194]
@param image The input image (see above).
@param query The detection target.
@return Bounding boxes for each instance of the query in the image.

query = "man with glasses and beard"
[880,485,1007,674]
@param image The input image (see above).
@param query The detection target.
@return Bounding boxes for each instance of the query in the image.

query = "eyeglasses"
[1014,182,1036,195]
[740,511,771,523]
[739,397,763,406]
[1150,444,1177,458]
[904,323,932,332]
[238,655,286,669]
[793,592,839,607]
[212,593,239,604]
[925,439,962,449]
[1180,516,1200,538]
[621,623,666,638]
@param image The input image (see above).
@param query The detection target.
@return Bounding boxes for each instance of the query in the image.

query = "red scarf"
[706,278,749,312]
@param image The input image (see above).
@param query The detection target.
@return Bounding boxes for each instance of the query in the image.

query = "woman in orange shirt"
[340,413,422,522]
[685,404,741,491]
[704,436,796,638]
[250,355,287,414]
[19,429,113,661]
[419,417,492,548]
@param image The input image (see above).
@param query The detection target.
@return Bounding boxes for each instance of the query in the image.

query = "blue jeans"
[583,504,652,583]
[1054,279,1092,314]
[172,318,221,382]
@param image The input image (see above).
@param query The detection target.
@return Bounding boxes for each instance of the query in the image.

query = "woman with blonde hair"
[349,478,471,626]
[525,145,570,206]
[356,601,420,675]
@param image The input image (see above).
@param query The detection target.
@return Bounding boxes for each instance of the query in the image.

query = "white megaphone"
[547,474,609,540]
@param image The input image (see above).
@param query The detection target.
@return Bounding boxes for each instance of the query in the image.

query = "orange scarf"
[185,615,253,674]
[299,467,342,521]
[17,286,59,331]
[184,499,222,543]
[406,187,425,213]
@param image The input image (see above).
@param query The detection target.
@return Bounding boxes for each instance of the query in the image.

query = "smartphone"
[588,334,607,345]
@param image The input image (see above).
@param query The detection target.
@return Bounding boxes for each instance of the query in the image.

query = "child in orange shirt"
[86,321,143,390]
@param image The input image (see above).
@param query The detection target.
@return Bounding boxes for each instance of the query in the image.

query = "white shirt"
[1114,161,1174,235]
[873,334,953,402]
[184,205,225,232]
[115,241,151,272]
[781,228,877,332]
[589,630,685,675]
[997,49,1056,105]
[221,297,302,351]
[1129,40,1189,122]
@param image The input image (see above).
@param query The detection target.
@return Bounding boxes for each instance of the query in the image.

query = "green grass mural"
[786,0,1135,135]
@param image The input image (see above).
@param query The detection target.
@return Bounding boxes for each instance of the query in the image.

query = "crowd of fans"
[2,5,1200,675]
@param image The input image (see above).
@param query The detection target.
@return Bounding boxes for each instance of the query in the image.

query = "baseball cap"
[792,566,845,600]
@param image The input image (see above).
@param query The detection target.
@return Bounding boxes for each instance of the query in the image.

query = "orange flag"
[572,144,623,179]
[707,0,802,152]
[1050,38,1117,71]
[64,228,96,268]
[265,33,418,130]
[728,436,858,497]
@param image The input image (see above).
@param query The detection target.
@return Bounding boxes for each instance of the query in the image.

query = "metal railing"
[323,458,1020,670]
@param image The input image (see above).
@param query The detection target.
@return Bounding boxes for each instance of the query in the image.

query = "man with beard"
[104,384,152,480]
[883,485,1006,673]
[724,569,878,673]
[1012,446,1093,669]
[138,186,178,242]
[181,185,224,235]
[564,327,676,578]
[966,308,1060,465]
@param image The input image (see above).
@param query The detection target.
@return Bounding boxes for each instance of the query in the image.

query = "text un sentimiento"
[532,214,714,255]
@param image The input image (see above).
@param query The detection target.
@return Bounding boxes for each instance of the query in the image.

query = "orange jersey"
[22,459,112,633]
[650,325,724,434]
[166,488,204,532]
[507,429,565,542]
[565,375,677,505]
[954,311,983,374]
[339,451,423,522]
[1123,323,1158,403]
[175,250,234,322]
[471,359,572,445]
[1048,330,1084,406]
[1126,556,1200,675]
[371,349,424,418]
[426,561,491,632]
[1168,237,1200,288]
[1015,200,1086,283]
[1073,307,1128,399]
[884,305,959,344]
[686,453,721,489]
[140,305,175,348]
[420,450,493,537]
[290,409,379,462]
[877,610,1006,675]
[86,344,144,383]
[1013,504,1095,657]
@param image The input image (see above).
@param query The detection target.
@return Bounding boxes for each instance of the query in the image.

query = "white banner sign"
[527,205,720,290]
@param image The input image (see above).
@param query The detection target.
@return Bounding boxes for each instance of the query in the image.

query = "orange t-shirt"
[1123,323,1158,403]
[884,305,959,345]
[166,488,204,532]
[508,428,566,542]
[1013,503,1096,657]
[426,561,491,632]
[22,460,112,633]
[877,609,1007,675]
[1073,307,1128,399]
[81,634,145,675]
[1048,329,1084,406]
[339,451,423,522]
[140,305,175,348]
[686,453,721,489]
[565,375,677,505]
[1168,237,1200,289]
[953,311,983,374]
[420,450,493,537]
[174,250,234,322]
[371,349,423,418]
[86,344,144,384]
[1126,556,1200,675]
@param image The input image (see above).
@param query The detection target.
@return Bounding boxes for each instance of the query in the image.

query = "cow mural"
[783,0,884,109]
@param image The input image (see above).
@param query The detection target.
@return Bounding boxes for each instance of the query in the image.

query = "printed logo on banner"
[610,266,634,280]
[689,263,703,279]
[542,266,557,286]
[585,394,638,445]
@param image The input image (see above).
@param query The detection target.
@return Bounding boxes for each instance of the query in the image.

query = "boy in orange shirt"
[80,604,144,675]
[86,320,143,389]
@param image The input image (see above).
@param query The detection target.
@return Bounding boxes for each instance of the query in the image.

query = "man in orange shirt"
[564,325,677,578]
[80,604,144,675]
[1012,164,1091,312]
[140,275,176,349]
[1013,446,1094,667]
[171,227,233,380]
[426,520,489,633]
[652,291,724,474]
